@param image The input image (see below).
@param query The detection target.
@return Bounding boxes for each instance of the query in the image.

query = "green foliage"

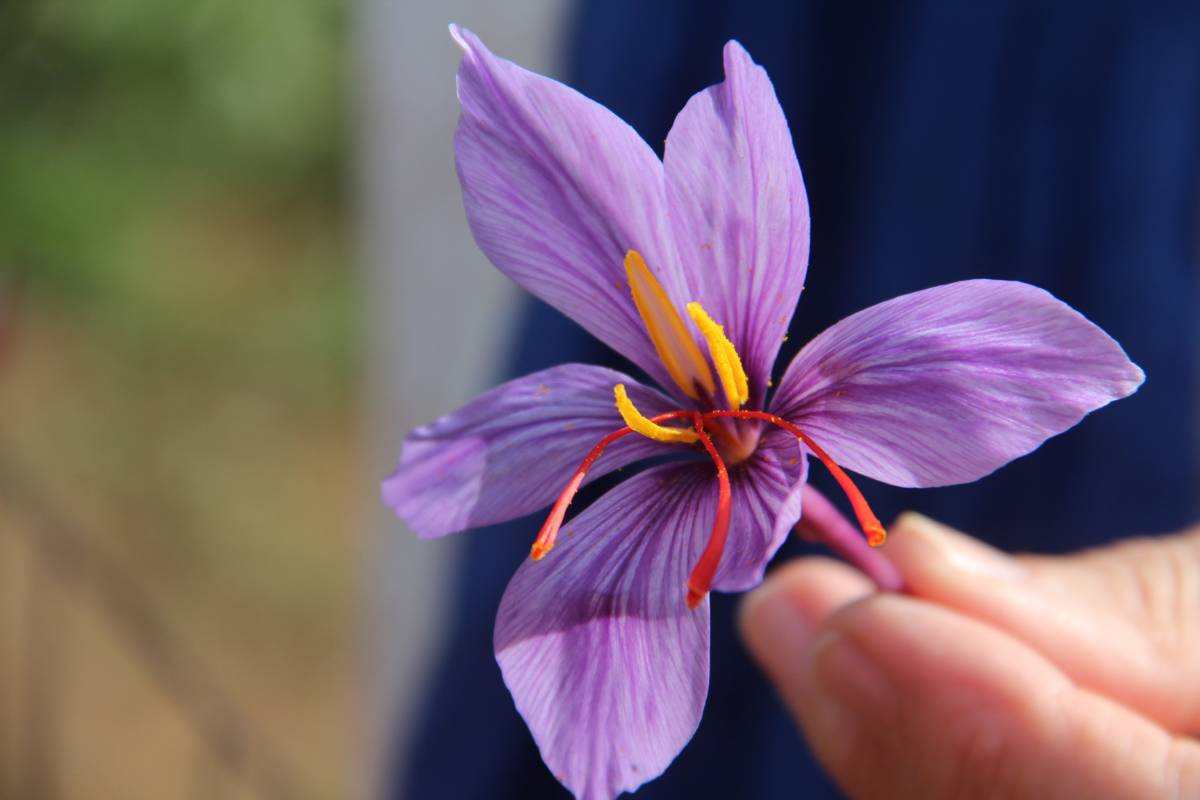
[0,0,353,405]
[0,0,346,282]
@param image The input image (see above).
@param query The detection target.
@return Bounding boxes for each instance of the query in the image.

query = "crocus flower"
[383,26,1144,800]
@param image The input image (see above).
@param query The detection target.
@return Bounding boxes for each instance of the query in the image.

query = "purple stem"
[795,485,904,591]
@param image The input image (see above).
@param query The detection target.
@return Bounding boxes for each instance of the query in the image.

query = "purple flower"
[383,26,1144,800]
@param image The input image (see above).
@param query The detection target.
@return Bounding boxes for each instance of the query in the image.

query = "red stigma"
[530,407,887,611]
[706,410,888,547]
[685,413,732,608]
[529,410,692,560]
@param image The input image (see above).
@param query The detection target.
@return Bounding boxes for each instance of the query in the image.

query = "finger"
[884,513,1200,733]
[740,556,877,657]
[741,580,1200,800]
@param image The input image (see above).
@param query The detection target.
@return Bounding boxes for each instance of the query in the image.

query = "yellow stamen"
[686,303,749,410]
[625,250,715,399]
[614,384,698,444]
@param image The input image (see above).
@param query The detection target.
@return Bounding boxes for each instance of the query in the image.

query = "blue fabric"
[395,2,1199,797]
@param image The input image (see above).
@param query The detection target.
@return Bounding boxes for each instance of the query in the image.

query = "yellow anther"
[613,384,698,444]
[686,303,749,410]
[625,250,715,399]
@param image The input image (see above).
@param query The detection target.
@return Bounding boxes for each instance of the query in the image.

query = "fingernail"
[894,512,1026,580]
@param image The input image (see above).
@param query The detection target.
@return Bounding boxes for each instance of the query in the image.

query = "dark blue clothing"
[397,2,1199,797]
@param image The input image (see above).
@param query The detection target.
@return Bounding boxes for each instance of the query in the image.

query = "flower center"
[527,251,884,607]
[529,400,887,609]
[702,416,762,465]
[708,410,887,550]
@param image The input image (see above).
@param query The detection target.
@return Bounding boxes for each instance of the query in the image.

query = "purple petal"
[770,280,1145,487]
[712,427,808,592]
[495,464,711,800]
[450,26,690,394]
[663,41,809,404]
[382,365,678,538]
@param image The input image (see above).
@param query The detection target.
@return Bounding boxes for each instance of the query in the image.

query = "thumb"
[740,558,1200,800]
[885,513,1200,734]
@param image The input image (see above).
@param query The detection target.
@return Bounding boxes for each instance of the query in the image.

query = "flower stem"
[795,485,903,591]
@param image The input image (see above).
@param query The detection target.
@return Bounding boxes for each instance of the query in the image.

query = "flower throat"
[529,250,887,609]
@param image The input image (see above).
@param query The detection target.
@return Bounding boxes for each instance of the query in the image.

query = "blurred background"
[0,0,357,797]
[0,0,552,797]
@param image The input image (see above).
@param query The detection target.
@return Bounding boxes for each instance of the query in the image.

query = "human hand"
[740,513,1200,799]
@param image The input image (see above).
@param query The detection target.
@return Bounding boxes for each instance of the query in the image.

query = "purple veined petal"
[450,25,691,395]
[382,365,678,538]
[770,280,1145,487]
[664,40,810,407]
[495,463,712,800]
[711,427,808,592]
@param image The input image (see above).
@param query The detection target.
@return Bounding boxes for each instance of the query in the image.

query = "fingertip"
[739,557,877,728]
[739,557,875,652]
[888,511,1027,585]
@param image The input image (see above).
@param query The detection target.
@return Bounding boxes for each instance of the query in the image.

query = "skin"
[740,512,1200,799]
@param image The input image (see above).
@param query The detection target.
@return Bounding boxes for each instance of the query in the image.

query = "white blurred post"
[357,1,567,795]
